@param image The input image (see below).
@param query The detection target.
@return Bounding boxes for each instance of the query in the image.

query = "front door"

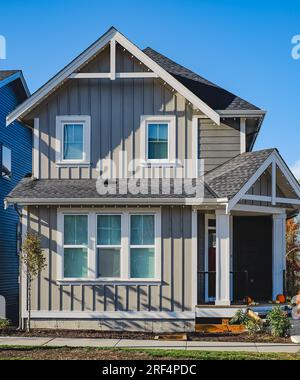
[206,216,216,302]
[233,216,272,301]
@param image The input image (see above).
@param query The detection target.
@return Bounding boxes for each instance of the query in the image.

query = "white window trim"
[57,208,161,284]
[204,214,216,303]
[55,115,91,166]
[140,115,176,166]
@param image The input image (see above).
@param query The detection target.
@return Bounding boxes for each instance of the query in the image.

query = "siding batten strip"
[33,118,40,178]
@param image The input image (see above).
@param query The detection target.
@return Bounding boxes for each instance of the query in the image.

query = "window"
[63,124,84,160]
[63,215,88,278]
[130,215,155,278]
[148,123,168,160]
[2,145,11,179]
[97,215,121,278]
[56,116,91,165]
[140,115,176,164]
[58,210,161,283]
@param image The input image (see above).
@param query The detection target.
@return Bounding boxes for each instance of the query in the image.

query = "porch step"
[195,305,247,319]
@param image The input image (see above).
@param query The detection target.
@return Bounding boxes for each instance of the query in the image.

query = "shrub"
[0,319,10,329]
[266,306,291,337]
[230,309,263,334]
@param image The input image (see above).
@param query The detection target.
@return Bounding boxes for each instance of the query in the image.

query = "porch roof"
[6,149,300,210]
[205,148,275,198]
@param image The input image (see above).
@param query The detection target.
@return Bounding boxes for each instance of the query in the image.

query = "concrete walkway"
[0,336,299,353]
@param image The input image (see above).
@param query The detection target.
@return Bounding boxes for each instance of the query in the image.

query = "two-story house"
[0,71,31,323]
[5,28,300,331]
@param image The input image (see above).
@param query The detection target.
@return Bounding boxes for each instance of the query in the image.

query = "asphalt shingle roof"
[143,47,260,111]
[205,148,275,199]
[6,150,277,204]
[7,178,215,201]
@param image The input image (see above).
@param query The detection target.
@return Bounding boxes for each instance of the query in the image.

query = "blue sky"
[1,0,300,175]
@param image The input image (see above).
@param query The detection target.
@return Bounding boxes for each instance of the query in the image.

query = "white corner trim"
[25,311,195,320]
[192,116,198,177]
[6,28,220,126]
[33,118,39,178]
[191,209,198,307]
[272,159,276,205]
[55,115,91,165]
[140,115,176,165]
[240,117,246,154]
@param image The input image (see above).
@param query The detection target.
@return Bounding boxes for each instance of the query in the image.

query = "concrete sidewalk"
[0,336,299,353]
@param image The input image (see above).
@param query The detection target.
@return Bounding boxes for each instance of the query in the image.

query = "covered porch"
[195,148,300,308]
[196,205,286,307]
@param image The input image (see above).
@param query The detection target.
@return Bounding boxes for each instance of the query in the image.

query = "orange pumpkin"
[276,294,286,303]
[245,296,253,305]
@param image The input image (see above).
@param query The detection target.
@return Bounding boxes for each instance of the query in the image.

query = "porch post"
[272,213,286,299]
[215,210,231,306]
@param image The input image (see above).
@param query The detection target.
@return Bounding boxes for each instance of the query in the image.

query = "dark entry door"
[233,216,272,301]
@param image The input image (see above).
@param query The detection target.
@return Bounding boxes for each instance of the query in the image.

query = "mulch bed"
[0,328,291,343]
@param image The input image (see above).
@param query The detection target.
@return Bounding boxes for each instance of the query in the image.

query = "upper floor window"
[1,145,12,179]
[148,123,168,160]
[140,115,176,165]
[56,116,91,165]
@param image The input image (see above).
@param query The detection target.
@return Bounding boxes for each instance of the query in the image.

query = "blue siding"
[0,82,32,322]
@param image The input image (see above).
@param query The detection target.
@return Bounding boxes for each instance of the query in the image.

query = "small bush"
[0,319,10,329]
[266,306,291,337]
[230,309,263,334]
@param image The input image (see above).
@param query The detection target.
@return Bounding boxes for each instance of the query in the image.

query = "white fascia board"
[115,32,220,125]
[227,152,275,212]
[5,197,228,206]
[273,150,300,198]
[228,150,300,212]
[7,27,220,126]
[6,28,117,126]
[217,110,267,117]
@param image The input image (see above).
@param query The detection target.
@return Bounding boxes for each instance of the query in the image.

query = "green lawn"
[0,345,299,360]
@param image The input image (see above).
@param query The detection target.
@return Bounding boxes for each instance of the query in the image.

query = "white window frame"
[96,213,122,280]
[57,208,161,284]
[140,115,176,166]
[61,213,90,280]
[129,212,158,281]
[55,115,91,166]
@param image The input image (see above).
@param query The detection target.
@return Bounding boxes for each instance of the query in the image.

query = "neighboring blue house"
[0,71,31,323]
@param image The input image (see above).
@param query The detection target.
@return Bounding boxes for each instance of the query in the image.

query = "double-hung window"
[63,215,88,278]
[148,123,168,160]
[56,116,91,165]
[140,115,176,165]
[130,215,155,278]
[59,210,160,282]
[97,215,121,278]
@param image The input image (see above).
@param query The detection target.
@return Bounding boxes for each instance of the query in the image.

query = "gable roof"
[0,70,30,97]
[0,70,19,81]
[204,149,275,198]
[143,47,261,112]
[6,27,221,126]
